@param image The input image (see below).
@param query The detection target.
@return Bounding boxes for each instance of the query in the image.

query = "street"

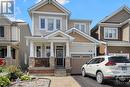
[72,75,130,87]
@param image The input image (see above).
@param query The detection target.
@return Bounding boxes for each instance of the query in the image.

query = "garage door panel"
[71,55,91,74]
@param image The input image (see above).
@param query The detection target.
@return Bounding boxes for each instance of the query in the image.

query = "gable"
[69,32,93,42]
[104,9,130,23]
[36,3,65,13]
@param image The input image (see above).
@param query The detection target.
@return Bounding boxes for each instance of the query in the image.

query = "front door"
[56,46,64,67]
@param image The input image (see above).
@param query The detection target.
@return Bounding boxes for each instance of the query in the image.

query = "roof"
[66,28,100,44]
[70,19,92,23]
[91,6,130,32]
[100,5,130,23]
[44,30,75,41]
[28,0,70,16]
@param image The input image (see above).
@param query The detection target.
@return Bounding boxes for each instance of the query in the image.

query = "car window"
[87,59,96,64]
[88,58,104,64]
[109,56,130,63]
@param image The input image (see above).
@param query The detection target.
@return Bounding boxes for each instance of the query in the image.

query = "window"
[40,17,62,31]
[46,46,50,58]
[56,19,61,30]
[36,46,41,57]
[0,26,4,37]
[48,19,54,31]
[0,47,7,58]
[104,27,118,39]
[74,23,86,32]
[40,18,45,29]
[81,24,85,32]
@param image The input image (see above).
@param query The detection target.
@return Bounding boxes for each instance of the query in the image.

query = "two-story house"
[26,0,99,75]
[91,6,130,58]
[0,16,31,69]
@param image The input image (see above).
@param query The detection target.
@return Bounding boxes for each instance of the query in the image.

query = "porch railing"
[34,58,50,67]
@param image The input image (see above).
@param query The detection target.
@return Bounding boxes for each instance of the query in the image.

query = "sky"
[12,0,130,28]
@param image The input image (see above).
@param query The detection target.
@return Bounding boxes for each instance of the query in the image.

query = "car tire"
[82,69,86,77]
[96,72,104,84]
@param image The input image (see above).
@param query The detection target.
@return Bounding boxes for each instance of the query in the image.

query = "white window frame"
[39,16,62,32]
[104,27,118,39]
[74,23,86,32]
[35,45,42,58]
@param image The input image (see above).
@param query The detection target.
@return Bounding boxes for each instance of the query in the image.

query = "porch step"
[54,69,67,76]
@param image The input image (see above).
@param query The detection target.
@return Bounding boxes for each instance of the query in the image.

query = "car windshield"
[109,56,130,63]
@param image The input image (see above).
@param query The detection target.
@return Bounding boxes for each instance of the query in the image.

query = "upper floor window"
[48,19,54,31]
[74,23,86,32]
[41,18,45,29]
[104,27,118,39]
[0,26,4,37]
[39,17,62,31]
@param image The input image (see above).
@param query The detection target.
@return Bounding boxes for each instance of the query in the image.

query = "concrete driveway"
[72,75,130,87]
[46,76,81,87]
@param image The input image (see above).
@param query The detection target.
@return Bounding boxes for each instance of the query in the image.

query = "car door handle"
[96,65,99,66]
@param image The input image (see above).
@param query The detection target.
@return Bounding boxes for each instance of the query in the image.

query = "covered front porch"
[0,42,19,66]
[27,31,74,75]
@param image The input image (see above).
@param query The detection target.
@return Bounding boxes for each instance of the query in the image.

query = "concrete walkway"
[45,76,81,87]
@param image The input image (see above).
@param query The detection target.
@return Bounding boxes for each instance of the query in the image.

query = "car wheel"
[82,69,86,77]
[96,72,104,84]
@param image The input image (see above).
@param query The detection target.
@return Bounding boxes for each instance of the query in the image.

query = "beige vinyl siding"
[18,24,31,69]
[33,13,67,36]
[105,10,130,23]
[70,42,95,54]
[36,3,65,13]
[122,23,129,42]
[69,32,92,42]
[0,25,11,41]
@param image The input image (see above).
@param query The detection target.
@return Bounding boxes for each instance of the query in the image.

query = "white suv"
[81,55,130,84]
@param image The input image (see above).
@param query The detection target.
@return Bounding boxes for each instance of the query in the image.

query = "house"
[26,0,99,75]
[91,6,130,58]
[0,16,31,69]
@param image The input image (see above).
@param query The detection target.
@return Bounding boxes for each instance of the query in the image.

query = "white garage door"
[71,54,91,74]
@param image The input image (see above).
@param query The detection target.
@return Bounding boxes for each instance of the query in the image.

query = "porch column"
[50,42,54,57]
[50,42,55,69]
[6,45,13,66]
[29,41,35,68]
[30,41,34,57]
[66,42,70,57]
[7,45,12,58]
[65,42,71,75]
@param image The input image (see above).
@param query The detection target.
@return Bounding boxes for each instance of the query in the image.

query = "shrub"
[0,76,10,87]
[20,75,31,81]
[0,67,8,73]
[7,66,24,81]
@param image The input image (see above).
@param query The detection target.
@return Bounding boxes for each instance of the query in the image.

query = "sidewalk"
[45,76,81,87]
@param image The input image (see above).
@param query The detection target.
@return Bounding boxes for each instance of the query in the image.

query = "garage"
[71,54,92,74]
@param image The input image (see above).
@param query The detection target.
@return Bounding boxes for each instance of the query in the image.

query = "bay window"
[104,27,118,39]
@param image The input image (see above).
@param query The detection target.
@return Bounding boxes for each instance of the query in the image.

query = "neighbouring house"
[0,16,31,69]
[91,6,130,58]
[26,0,99,75]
